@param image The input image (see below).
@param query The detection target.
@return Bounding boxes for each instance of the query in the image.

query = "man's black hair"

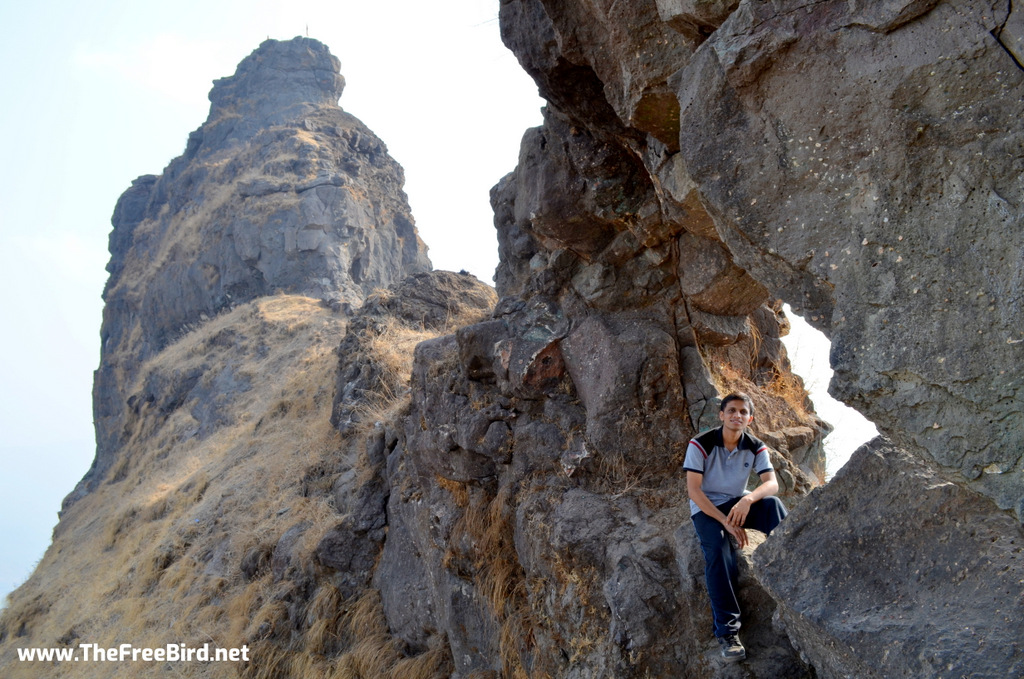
[720,392,755,416]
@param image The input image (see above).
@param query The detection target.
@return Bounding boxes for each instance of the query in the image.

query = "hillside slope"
[0,275,495,678]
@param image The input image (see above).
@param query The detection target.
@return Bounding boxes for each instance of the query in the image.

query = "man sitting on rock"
[684,392,787,662]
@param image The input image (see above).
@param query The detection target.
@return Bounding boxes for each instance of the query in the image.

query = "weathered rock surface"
[758,438,1024,679]
[366,2,836,674]
[674,0,1024,518]
[489,0,1024,676]
[78,37,430,506]
[501,0,1024,515]
[331,271,498,433]
[373,288,821,679]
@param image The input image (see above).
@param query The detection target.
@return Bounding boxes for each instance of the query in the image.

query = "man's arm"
[687,471,749,548]
[725,470,780,528]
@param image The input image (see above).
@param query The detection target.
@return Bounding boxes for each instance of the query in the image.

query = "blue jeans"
[691,496,787,638]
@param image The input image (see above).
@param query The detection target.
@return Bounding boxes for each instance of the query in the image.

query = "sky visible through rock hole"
[0,0,874,604]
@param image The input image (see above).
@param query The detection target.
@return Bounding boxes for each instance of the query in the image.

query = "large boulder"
[757,438,1024,678]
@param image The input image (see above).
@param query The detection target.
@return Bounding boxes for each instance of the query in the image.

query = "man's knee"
[737,496,785,534]
[761,495,786,513]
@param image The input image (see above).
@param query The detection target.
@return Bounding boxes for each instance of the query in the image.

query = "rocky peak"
[203,37,347,148]
[74,37,431,506]
[211,37,345,118]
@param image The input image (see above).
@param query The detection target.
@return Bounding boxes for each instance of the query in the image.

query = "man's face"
[719,400,753,433]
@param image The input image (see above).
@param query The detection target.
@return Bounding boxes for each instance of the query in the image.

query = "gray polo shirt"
[683,427,774,516]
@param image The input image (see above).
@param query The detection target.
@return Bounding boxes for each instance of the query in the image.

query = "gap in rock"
[780,304,877,480]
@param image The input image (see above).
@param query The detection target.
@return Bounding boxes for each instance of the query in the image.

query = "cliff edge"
[79,37,431,506]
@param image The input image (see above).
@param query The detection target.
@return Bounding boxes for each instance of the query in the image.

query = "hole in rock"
[780,304,877,480]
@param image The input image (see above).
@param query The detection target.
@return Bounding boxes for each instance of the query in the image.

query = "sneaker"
[717,634,746,662]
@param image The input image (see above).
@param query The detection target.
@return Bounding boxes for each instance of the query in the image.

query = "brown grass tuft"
[435,476,470,508]
[326,588,453,679]
[443,484,535,678]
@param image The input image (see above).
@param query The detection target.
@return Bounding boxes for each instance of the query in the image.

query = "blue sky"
[0,0,873,603]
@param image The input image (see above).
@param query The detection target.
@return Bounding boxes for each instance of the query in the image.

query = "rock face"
[472,0,1023,677]
[8,4,1024,677]
[674,0,1024,518]
[500,0,1024,515]
[79,37,430,505]
[330,271,499,434]
[366,2,835,676]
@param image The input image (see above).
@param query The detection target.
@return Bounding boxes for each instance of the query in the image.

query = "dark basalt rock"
[758,438,1024,679]
[480,0,1024,676]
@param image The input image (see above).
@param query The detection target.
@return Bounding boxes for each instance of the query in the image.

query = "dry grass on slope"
[0,292,461,679]
[242,588,451,679]
[0,295,345,678]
